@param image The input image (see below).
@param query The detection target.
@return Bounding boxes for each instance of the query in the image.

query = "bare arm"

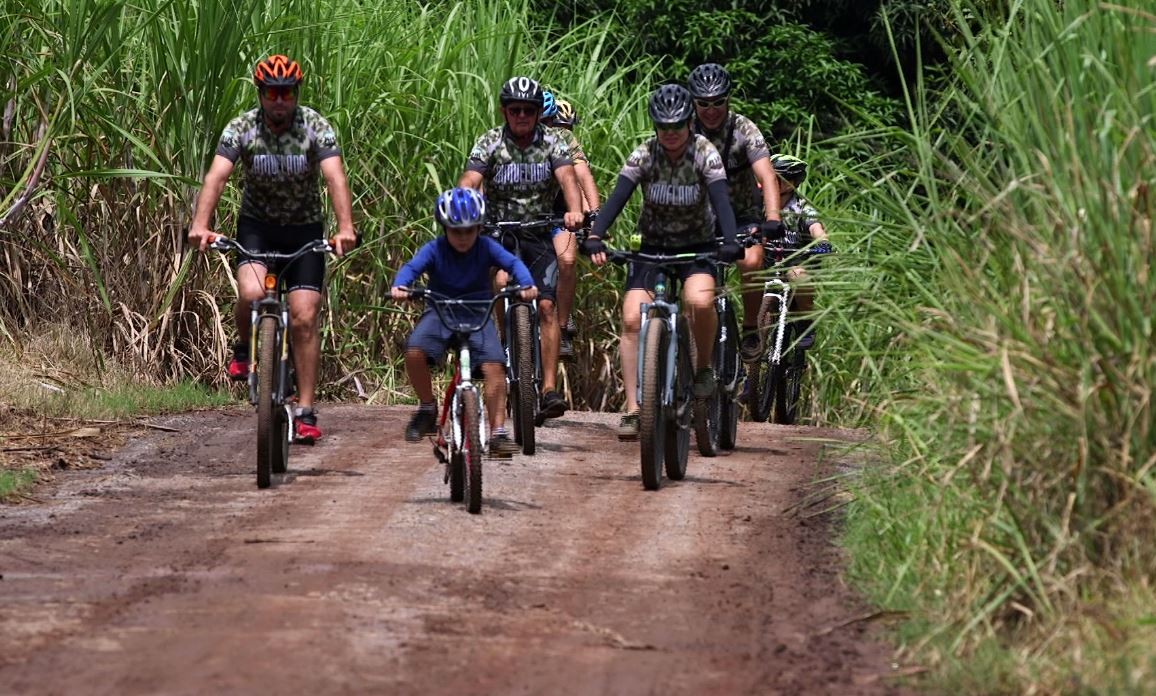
[188,155,236,251]
[459,170,484,190]
[574,161,601,210]
[320,156,357,256]
[809,221,828,241]
[751,157,781,222]
[554,164,584,229]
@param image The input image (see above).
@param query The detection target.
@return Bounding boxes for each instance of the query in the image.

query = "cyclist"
[583,85,743,440]
[391,188,538,457]
[459,76,585,420]
[541,93,601,360]
[188,55,357,443]
[686,63,783,363]
[769,153,830,349]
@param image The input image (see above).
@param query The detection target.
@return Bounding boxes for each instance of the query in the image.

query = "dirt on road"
[0,405,908,695]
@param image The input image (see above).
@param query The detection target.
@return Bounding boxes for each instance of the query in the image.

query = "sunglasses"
[505,105,538,117]
[260,86,299,102]
[656,121,688,132]
[694,96,728,109]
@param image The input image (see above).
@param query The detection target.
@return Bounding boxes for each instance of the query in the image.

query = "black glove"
[760,219,786,240]
[582,236,607,256]
[718,241,744,263]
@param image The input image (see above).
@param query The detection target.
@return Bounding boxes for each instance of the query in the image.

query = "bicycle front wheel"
[461,389,484,513]
[255,315,279,489]
[638,314,668,490]
[510,304,536,455]
[749,295,780,423]
[666,315,693,480]
[716,304,740,450]
[775,325,808,425]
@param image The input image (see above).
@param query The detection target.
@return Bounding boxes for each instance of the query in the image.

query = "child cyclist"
[583,85,743,440]
[767,154,831,348]
[391,187,538,456]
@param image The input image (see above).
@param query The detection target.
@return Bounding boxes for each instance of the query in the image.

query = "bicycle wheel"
[461,388,484,513]
[272,343,291,474]
[255,315,279,489]
[665,315,692,480]
[638,314,668,490]
[749,295,780,423]
[449,451,465,503]
[717,305,740,450]
[510,304,536,455]
[775,325,808,425]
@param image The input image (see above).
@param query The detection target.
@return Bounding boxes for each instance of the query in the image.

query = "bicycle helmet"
[253,55,303,87]
[771,154,808,186]
[435,187,487,229]
[499,76,544,106]
[687,63,731,99]
[554,100,579,128]
[541,90,558,118]
[648,84,694,125]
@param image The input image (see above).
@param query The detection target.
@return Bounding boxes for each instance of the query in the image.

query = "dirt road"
[0,405,905,695]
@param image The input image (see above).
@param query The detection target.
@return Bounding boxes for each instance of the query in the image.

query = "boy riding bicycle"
[391,188,538,456]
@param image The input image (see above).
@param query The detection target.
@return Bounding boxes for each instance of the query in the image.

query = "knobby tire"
[461,389,484,513]
[510,304,536,455]
[750,295,780,423]
[255,316,279,489]
[717,305,740,450]
[775,325,807,425]
[666,315,693,481]
[638,315,667,490]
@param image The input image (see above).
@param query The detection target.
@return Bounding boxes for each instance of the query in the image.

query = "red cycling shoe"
[227,357,249,381]
[294,409,322,444]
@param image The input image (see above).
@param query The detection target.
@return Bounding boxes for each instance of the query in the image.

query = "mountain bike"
[608,249,719,490]
[708,246,743,451]
[407,286,520,514]
[743,231,833,424]
[210,235,333,489]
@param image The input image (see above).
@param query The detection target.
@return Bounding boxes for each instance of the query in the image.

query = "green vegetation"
[0,468,38,501]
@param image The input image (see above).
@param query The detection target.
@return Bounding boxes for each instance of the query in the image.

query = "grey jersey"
[619,134,726,248]
[695,112,770,224]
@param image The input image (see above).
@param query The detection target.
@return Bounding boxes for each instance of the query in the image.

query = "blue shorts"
[406,310,505,365]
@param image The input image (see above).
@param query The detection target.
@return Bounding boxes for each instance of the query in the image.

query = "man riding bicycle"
[187,55,357,443]
[541,92,601,360]
[459,76,585,420]
[583,85,742,440]
[687,63,784,363]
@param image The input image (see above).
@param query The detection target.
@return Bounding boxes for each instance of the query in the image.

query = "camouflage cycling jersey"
[619,134,726,248]
[466,125,573,224]
[781,193,821,246]
[694,112,770,224]
[216,106,341,225]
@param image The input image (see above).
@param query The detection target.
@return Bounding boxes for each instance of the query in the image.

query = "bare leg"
[553,231,578,331]
[234,262,268,346]
[620,288,651,413]
[539,298,560,393]
[287,289,323,408]
[738,244,764,327]
[483,362,506,431]
[405,349,435,404]
[683,274,717,370]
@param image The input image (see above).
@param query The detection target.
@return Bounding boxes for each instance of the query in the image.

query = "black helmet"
[499,76,544,106]
[687,63,732,99]
[771,154,808,185]
[648,85,694,125]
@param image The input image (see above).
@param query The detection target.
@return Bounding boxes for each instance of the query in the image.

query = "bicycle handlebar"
[209,235,334,264]
[404,286,524,335]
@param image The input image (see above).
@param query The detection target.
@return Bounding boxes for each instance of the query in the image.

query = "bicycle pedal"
[433,445,449,465]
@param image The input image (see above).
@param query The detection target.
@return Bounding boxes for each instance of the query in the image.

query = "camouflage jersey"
[215,106,341,226]
[465,124,573,224]
[781,193,821,246]
[549,127,588,217]
[694,112,770,224]
[619,134,726,248]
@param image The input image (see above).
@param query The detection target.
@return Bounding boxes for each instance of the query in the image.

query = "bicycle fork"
[763,278,792,365]
[637,298,680,409]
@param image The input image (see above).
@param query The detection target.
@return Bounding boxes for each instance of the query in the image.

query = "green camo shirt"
[619,134,726,248]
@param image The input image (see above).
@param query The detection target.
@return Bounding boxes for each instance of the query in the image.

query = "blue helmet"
[435,187,486,229]
[541,90,558,118]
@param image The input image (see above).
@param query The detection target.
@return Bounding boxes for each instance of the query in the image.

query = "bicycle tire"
[749,295,779,423]
[510,304,536,455]
[255,316,278,489]
[775,325,808,425]
[638,315,667,490]
[272,344,291,474]
[666,315,693,480]
[717,304,740,450]
[461,389,484,513]
[449,451,465,503]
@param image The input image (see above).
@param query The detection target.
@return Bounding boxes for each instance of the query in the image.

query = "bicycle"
[707,241,744,451]
[406,286,521,514]
[607,248,719,490]
[743,230,833,424]
[209,235,334,489]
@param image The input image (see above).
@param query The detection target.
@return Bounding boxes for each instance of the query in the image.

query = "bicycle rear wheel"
[666,315,692,480]
[509,304,536,455]
[255,315,279,489]
[775,325,808,425]
[638,314,668,490]
[461,389,484,513]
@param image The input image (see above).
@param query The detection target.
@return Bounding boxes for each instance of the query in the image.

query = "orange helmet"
[253,55,303,87]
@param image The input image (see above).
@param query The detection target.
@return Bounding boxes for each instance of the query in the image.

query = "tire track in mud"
[0,406,908,695]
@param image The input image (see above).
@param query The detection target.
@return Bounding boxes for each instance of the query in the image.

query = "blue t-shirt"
[392,235,534,299]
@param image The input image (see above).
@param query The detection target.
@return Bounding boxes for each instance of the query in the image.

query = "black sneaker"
[795,320,815,349]
[559,333,575,361]
[405,408,437,442]
[489,433,519,457]
[540,390,569,420]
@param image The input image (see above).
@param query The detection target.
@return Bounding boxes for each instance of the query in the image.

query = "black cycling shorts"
[236,216,326,293]
[516,232,558,303]
[624,242,717,291]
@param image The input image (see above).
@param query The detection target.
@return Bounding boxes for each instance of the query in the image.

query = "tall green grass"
[0,0,654,406]
[816,0,1156,689]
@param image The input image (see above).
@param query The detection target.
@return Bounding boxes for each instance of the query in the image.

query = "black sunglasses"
[506,105,538,117]
[694,96,728,109]
[656,121,688,132]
